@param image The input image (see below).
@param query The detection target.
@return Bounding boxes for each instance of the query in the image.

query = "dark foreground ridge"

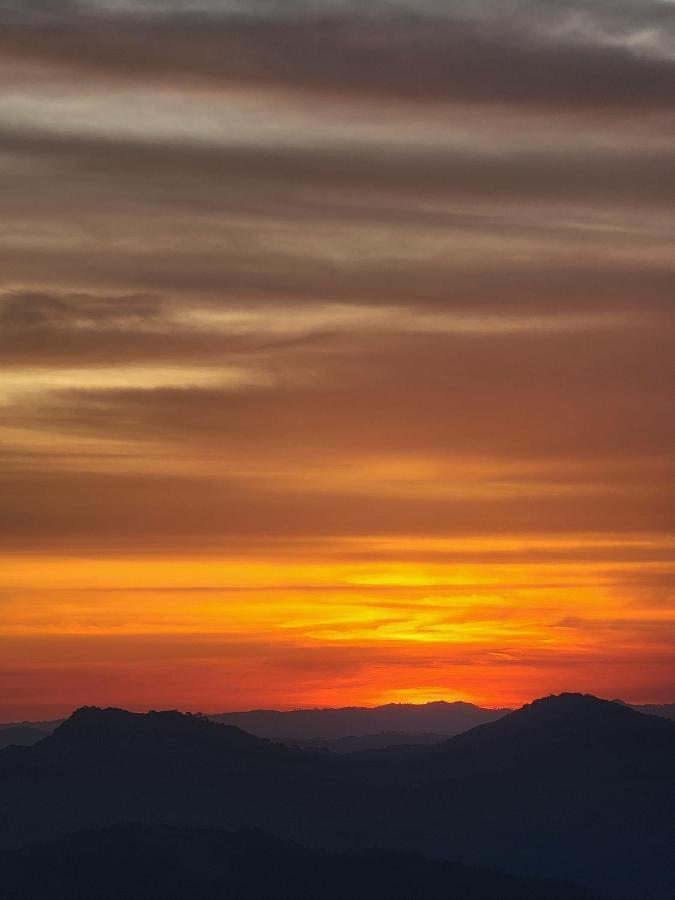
[0,693,672,900]
[0,823,602,900]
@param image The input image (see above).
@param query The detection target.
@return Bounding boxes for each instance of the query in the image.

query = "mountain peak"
[527,691,621,710]
[488,692,665,737]
[515,692,644,725]
[441,691,675,763]
[43,706,287,759]
[54,706,210,738]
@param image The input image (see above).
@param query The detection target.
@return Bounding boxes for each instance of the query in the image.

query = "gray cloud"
[1,0,673,109]
[3,127,674,211]
[0,289,164,331]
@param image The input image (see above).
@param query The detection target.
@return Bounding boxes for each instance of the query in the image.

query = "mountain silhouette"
[2,697,671,746]
[389,695,675,900]
[286,731,451,752]
[0,823,603,900]
[0,694,672,900]
[431,692,675,764]
[630,701,675,721]
[0,725,48,750]
[211,700,509,740]
[0,719,64,733]
[42,706,293,761]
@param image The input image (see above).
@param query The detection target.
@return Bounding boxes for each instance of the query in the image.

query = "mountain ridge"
[0,823,603,900]
[0,692,672,899]
[4,697,673,743]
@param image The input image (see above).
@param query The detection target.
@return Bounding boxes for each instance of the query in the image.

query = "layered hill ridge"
[8,693,675,771]
[2,696,673,747]
[0,693,672,899]
[45,693,656,757]
[211,699,509,740]
[0,823,602,900]
[0,725,49,751]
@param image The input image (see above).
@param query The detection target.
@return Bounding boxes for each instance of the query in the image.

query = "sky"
[1,0,674,719]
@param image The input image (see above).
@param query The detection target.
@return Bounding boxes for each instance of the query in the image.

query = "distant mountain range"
[622,701,675,720]
[3,698,673,750]
[0,693,673,899]
[210,699,511,740]
[0,724,50,750]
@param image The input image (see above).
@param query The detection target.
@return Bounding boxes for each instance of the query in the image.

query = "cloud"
[0,0,673,110]
[0,289,164,331]
[4,127,674,211]
[2,330,673,548]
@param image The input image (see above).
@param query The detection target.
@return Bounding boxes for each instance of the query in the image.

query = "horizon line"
[3,692,674,727]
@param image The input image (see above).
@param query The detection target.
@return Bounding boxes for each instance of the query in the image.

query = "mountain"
[286,731,451,752]
[0,695,672,899]
[0,823,602,900]
[0,719,64,734]
[630,702,675,721]
[3,697,673,746]
[391,695,675,900]
[211,700,510,740]
[0,706,336,854]
[433,692,675,763]
[42,706,294,760]
[0,725,48,750]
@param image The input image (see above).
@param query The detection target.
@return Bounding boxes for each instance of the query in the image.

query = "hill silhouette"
[287,731,450,752]
[0,719,64,732]
[0,694,672,900]
[2,698,671,746]
[0,725,48,750]
[630,701,675,721]
[211,700,509,740]
[43,707,294,761]
[432,692,675,763]
[0,823,603,900]
[391,695,675,899]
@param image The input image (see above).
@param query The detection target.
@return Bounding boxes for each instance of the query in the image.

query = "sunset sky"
[1,0,674,720]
